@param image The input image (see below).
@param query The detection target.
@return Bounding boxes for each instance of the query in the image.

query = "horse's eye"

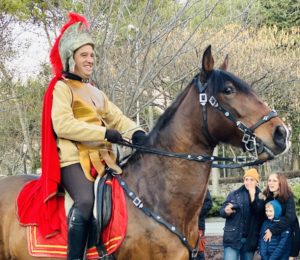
[223,86,234,95]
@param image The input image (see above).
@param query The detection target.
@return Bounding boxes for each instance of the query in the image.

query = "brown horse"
[0,46,290,260]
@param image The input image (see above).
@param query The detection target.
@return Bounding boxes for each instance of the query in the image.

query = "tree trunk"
[211,146,220,196]
[292,143,299,171]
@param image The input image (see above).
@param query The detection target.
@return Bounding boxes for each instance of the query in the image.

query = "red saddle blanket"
[27,177,127,259]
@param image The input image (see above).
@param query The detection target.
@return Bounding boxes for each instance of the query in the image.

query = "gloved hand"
[132,130,147,145]
[105,129,123,143]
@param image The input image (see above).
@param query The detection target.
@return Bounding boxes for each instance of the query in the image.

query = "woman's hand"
[224,203,235,215]
[263,229,272,242]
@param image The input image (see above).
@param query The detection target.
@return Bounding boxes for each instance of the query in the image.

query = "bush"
[291,183,300,216]
[208,196,225,217]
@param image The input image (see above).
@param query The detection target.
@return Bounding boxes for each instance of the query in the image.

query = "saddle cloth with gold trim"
[27,176,127,259]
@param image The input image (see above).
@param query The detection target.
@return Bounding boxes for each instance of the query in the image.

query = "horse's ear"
[219,54,229,71]
[200,45,214,82]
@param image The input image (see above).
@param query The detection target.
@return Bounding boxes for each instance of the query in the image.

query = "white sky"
[9,23,50,81]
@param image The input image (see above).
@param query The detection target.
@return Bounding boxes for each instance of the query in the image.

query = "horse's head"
[194,45,290,161]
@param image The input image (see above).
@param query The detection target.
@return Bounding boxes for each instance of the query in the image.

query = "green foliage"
[291,183,300,215]
[186,0,259,29]
[258,0,300,29]
[207,195,225,217]
[2,0,80,23]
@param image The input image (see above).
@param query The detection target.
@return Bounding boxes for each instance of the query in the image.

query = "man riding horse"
[17,13,146,260]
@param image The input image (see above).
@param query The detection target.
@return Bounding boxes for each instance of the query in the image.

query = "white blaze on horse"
[0,46,290,260]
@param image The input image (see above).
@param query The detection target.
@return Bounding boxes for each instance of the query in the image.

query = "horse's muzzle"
[273,125,289,151]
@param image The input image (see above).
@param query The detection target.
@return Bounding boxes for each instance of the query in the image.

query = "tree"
[257,0,300,29]
[1,0,299,176]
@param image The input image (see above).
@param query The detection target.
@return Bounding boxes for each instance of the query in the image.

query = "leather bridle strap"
[193,72,278,159]
[250,110,278,131]
[194,76,219,145]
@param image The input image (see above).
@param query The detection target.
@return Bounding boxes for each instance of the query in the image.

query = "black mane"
[149,70,252,138]
[209,70,252,96]
[148,83,193,141]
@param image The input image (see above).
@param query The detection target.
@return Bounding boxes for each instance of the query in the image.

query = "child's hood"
[269,199,282,220]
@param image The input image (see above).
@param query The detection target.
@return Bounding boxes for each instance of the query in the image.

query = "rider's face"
[73,44,94,79]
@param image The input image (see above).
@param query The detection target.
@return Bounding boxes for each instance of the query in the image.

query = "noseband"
[194,70,278,160]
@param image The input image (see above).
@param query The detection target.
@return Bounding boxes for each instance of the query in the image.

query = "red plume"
[50,13,90,78]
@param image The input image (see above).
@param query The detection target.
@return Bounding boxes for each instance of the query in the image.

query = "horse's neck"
[124,116,214,236]
[123,87,216,243]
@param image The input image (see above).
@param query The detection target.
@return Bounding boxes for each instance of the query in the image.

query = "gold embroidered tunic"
[51,79,141,181]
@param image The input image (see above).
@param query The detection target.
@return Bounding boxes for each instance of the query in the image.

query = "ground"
[205,236,300,260]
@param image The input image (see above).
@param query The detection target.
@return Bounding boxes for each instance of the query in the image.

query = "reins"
[116,139,266,169]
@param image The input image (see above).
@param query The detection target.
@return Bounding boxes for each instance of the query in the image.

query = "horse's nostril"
[273,125,287,150]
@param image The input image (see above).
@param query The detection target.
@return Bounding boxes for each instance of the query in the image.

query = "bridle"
[194,69,278,160]
[114,70,279,259]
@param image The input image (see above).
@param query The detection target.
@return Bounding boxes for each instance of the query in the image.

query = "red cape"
[17,13,94,238]
[17,77,62,237]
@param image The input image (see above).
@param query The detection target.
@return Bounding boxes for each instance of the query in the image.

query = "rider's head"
[50,13,94,78]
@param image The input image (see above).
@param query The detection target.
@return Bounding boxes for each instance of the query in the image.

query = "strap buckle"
[199,93,207,106]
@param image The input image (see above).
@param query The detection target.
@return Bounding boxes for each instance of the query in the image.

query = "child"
[259,200,291,260]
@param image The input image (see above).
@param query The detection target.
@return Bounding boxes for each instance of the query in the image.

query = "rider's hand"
[132,130,147,145]
[105,129,123,143]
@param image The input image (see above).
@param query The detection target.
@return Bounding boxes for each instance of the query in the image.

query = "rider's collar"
[62,71,90,83]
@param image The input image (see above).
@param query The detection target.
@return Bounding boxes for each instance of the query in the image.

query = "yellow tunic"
[51,79,142,181]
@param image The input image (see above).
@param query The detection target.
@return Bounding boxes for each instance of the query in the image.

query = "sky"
[9,23,49,81]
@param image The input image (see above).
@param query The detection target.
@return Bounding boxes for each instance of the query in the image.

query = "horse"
[0,45,290,260]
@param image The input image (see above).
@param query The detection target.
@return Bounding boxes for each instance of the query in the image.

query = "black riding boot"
[67,207,89,260]
[87,217,99,248]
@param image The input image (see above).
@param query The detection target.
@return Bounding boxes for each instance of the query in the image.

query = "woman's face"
[267,174,279,193]
[73,44,94,79]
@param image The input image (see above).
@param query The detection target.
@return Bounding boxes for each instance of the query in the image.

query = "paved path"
[206,217,225,236]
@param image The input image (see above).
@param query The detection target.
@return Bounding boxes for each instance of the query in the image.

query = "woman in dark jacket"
[262,172,300,258]
[220,169,265,260]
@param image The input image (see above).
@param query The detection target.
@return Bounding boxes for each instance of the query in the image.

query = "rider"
[17,13,146,259]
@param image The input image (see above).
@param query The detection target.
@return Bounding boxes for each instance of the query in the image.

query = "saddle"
[95,172,113,233]
[87,172,114,259]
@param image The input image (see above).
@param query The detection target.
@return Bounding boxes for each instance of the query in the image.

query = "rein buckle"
[199,93,207,106]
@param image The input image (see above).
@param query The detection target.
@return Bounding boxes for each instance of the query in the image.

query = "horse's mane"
[148,82,193,140]
[210,70,252,96]
[145,70,252,141]
[125,69,253,164]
